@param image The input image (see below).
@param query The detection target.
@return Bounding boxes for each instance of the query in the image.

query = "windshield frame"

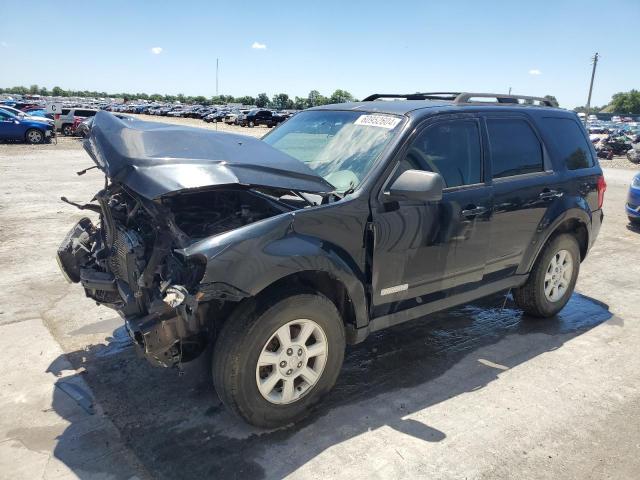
[262,108,407,195]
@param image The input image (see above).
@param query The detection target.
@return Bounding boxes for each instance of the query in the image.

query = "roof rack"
[362,92,558,107]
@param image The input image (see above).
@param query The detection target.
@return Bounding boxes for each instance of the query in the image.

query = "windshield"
[263,110,402,192]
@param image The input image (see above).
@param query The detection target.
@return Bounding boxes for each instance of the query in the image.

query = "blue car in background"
[0,109,55,143]
[627,172,640,226]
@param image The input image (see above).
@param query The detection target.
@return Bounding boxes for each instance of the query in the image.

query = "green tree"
[329,89,354,104]
[51,86,64,97]
[28,84,39,94]
[611,90,640,114]
[543,95,558,107]
[272,93,293,109]
[307,90,321,107]
[236,95,256,106]
[256,92,270,108]
[293,96,307,110]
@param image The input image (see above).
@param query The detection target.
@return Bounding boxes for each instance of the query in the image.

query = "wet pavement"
[1,135,639,479]
[53,293,613,479]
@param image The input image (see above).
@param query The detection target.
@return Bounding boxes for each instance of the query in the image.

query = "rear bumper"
[589,209,604,249]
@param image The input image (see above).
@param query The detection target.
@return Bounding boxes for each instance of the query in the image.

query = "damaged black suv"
[58,92,605,427]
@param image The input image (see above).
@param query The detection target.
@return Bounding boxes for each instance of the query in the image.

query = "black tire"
[61,124,73,136]
[513,233,580,318]
[25,128,44,144]
[629,216,640,226]
[248,120,255,128]
[212,293,345,428]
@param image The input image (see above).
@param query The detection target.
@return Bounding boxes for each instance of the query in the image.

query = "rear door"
[483,115,560,279]
[371,115,492,314]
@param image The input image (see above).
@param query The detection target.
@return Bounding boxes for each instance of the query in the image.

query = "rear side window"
[540,117,594,170]
[401,120,482,188]
[75,110,96,117]
[486,119,543,178]
[62,109,70,115]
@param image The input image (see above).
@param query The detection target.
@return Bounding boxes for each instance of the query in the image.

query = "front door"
[371,116,492,316]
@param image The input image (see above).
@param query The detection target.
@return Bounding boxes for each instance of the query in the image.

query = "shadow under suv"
[57,92,605,427]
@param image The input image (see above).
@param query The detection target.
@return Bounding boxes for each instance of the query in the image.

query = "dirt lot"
[1,117,639,479]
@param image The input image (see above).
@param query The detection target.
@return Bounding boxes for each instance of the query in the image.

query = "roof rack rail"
[454,92,557,107]
[362,92,461,102]
[362,92,558,107]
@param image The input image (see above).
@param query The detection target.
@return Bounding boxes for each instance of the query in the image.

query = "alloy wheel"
[544,249,573,302]
[255,319,328,405]
[27,130,43,144]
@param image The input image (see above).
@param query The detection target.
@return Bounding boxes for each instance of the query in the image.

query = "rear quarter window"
[539,117,594,170]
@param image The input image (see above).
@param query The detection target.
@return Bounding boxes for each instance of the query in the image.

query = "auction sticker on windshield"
[354,114,401,129]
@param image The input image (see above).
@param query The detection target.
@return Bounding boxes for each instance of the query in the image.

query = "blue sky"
[0,0,638,108]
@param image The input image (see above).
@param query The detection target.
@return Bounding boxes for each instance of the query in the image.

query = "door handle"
[461,206,488,218]
[539,189,563,200]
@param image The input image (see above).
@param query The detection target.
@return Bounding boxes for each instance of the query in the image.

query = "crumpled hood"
[83,111,334,199]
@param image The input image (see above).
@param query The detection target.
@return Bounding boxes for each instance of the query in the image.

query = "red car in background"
[70,116,87,136]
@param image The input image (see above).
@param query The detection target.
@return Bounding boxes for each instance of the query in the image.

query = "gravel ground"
[598,154,640,170]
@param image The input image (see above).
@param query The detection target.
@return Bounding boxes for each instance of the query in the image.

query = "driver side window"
[399,120,483,188]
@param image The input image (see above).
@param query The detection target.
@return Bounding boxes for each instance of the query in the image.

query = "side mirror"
[387,169,444,202]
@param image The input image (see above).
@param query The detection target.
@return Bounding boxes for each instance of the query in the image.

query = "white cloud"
[251,42,267,50]
[150,47,163,55]
[529,69,542,75]
[0,41,8,48]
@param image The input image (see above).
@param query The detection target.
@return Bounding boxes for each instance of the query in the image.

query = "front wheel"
[61,124,73,136]
[212,293,345,428]
[629,216,640,226]
[25,129,44,144]
[248,120,255,128]
[513,233,580,317]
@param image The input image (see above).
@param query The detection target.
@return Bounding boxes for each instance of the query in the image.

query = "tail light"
[597,175,606,209]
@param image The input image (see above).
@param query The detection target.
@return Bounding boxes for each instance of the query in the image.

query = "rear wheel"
[513,234,580,318]
[212,293,345,428]
[629,216,640,226]
[248,120,255,128]
[61,124,73,136]
[25,129,44,144]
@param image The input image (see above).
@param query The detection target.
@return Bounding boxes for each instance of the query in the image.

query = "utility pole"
[508,87,512,95]
[216,58,219,97]
[584,52,599,124]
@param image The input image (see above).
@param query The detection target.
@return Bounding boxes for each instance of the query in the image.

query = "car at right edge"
[627,172,640,226]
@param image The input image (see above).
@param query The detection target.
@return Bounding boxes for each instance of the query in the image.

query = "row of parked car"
[587,122,640,163]
[107,103,294,128]
[0,97,300,144]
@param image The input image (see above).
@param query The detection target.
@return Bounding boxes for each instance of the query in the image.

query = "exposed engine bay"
[57,111,337,367]
[57,184,296,367]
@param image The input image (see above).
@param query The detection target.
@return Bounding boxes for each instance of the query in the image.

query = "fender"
[518,201,592,275]
[178,212,369,328]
